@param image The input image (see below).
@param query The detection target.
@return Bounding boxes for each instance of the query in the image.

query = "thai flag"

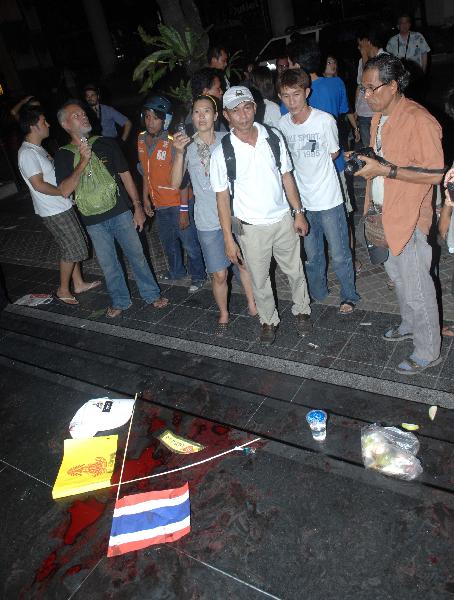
[107,482,190,557]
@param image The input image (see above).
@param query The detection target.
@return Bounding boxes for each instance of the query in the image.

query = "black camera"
[344,147,377,175]
[448,181,454,202]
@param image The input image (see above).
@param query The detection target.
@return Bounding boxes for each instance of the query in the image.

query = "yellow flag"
[52,435,118,499]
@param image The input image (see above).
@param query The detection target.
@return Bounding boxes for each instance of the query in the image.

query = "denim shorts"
[197,228,231,273]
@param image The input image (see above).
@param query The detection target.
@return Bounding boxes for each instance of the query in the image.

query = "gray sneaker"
[260,323,276,345]
[382,326,413,342]
[296,313,312,336]
[188,281,205,293]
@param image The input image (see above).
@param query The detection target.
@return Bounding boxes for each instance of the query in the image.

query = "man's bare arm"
[119,170,146,231]
[356,157,443,185]
[121,120,132,142]
[216,189,242,264]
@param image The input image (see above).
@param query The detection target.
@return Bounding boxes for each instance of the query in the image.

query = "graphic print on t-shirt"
[279,109,343,211]
[285,133,321,157]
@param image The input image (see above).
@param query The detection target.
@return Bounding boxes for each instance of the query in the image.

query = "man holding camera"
[354,54,444,375]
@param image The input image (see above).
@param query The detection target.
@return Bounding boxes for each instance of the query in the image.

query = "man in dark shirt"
[54,101,168,318]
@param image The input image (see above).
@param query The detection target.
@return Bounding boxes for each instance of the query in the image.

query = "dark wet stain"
[34,551,57,583]
[64,498,106,545]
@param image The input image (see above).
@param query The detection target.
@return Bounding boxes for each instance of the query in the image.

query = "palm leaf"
[225,50,243,80]
[158,24,187,57]
[138,65,168,92]
[137,26,158,46]
[133,51,171,81]
[168,79,192,103]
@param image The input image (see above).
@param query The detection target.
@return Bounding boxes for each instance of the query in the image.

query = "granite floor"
[3,261,454,397]
[1,308,454,599]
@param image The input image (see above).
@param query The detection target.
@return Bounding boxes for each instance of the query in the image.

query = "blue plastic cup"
[306,409,327,441]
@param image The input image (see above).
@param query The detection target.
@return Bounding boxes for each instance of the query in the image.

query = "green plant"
[133,24,208,94]
[167,79,193,104]
[225,50,243,82]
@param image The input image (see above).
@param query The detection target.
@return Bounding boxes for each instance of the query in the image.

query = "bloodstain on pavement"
[65,564,82,576]
[34,551,58,583]
[28,497,109,594]
[26,402,264,596]
[64,498,106,544]
[111,446,164,485]
[149,416,166,434]
[172,411,183,432]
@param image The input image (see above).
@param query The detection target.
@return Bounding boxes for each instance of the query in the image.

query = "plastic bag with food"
[361,424,423,481]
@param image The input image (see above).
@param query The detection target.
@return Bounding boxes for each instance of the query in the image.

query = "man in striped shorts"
[18,107,100,305]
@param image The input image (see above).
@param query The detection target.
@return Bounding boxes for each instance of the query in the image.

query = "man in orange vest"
[138,95,206,292]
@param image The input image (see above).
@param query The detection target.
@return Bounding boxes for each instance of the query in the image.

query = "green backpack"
[63,136,118,216]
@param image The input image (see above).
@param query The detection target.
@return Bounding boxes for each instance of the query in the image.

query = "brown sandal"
[106,307,122,318]
[152,297,169,309]
[442,325,454,338]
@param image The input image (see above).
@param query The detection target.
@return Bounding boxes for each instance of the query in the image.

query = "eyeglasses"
[359,82,388,95]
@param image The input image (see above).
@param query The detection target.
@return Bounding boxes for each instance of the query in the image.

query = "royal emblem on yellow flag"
[52,435,118,499]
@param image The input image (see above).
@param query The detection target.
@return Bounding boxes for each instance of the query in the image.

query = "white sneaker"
[188,281,204,293]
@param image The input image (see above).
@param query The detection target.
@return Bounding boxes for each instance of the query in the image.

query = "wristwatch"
[388,165,398,179]
[292,208,304,216]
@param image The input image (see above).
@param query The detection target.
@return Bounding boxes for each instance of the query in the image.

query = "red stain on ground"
[65,565,82,576]
[28,402,260,596]
[172,412,183,432]
[32,497,108,589]
[111,446,164,484]
[34,551,58,583]
[64,498,106,545]
[149,417,166,433]
[187,420,232,447]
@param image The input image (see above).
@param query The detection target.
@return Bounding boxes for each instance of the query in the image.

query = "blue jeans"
[87,211,161,310]
[358,115,372,147]
[304,203,360,304]
[155,203,206,284]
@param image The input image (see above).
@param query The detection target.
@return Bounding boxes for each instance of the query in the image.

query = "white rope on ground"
[109,437,262,490]
[114,394,137,501]
[0,459,52,487]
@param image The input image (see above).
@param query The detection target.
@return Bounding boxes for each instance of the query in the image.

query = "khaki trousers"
[238,212,310,326]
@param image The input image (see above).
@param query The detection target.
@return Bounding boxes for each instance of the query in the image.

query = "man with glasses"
[352,54,444,375]
[276,55,289,76]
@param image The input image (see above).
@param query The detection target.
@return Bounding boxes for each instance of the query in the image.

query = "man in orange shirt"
[353,54,444,375]
[138,95,206,292]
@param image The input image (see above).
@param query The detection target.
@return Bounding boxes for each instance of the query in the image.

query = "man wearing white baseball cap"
[210,86,311,345]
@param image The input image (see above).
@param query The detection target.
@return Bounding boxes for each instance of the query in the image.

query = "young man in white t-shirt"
[18,107,100,305]
[210,86,311,345]
[278,69,359,313]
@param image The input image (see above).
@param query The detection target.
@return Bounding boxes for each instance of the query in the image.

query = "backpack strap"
[221,126,281,207]
[221,133,236,202]
[262,124,281,172]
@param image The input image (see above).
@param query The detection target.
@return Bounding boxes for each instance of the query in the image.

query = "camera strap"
[374,155,445,175]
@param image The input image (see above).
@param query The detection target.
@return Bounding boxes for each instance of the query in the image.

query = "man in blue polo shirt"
[84,84,132,142]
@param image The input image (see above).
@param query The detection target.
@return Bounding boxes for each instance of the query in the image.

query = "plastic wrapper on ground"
[361,424,423,481]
